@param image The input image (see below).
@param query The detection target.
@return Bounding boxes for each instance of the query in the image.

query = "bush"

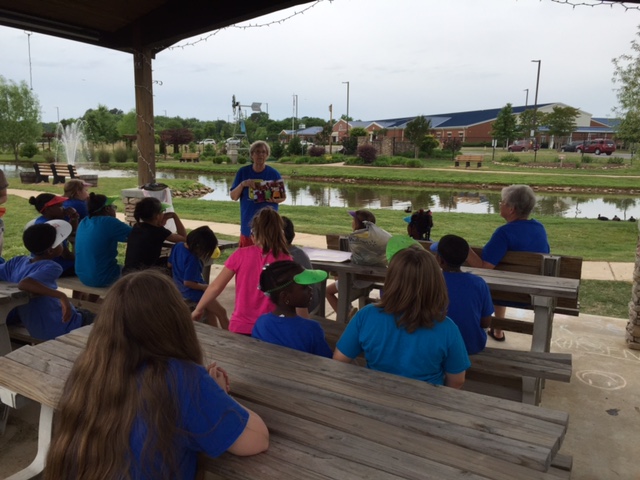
[308,146,325,157]
[405,159,422,168]
[97,149,111,164]
[287,137,302,156]
[271,142,285,159]
[225,156,233,164]
[499,154,519,163]
[373,158,389,167]
[114,147,128,163]
[581,155,593,164]
[344,157,364,166]
[341,137,357,155]
[20,143,39,159]
[357,144,378,164]
[173,152,181,161]
[203,144,215,155]
[607,156,624,165]
[212,156,226,164]
[42,151,56,163]
[389,157,407,166]
[130,149,138,162]
[238,156,248,165]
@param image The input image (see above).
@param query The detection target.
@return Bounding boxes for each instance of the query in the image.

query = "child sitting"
[123,197,187,275]
[63,179,90,219]
[325,209,391,315]
[168,226,229,329]
[0,220,92,341]
[29,193,78,276]
[431,234,494,355]
[252,261,332,358]
[405,208,433,241]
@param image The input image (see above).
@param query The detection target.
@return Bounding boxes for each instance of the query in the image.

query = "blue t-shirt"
[482,219,549,266]
[443,271,494,355]
[63,198,89,219]
[231,164,282,237]
[129,360,249,479]
[169,242,205,303]
[336,304,470,385]
[33,215,75,274]
[75,216,132,287]
[252,312,333,358]
[0,256,84,340]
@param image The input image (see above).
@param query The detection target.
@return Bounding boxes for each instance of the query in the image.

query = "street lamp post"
[524,88,529,108]
[342,81,350,140]
[531,60,541,162]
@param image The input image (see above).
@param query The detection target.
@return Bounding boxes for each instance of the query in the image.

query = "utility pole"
[342,81,350,140]
[531,60,541,162]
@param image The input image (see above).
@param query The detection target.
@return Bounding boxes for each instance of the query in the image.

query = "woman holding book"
[230,140,286,247]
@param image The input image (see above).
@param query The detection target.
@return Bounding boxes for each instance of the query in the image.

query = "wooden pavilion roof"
[0,0,313,54]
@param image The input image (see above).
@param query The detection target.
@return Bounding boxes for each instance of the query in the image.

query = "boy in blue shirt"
[0,220,92,341]
[432,234,494,355]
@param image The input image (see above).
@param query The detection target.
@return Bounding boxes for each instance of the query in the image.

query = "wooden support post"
[133,47,156,186]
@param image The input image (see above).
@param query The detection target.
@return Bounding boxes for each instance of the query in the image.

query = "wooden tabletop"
[0,283,29,306]
[0,324,570,479]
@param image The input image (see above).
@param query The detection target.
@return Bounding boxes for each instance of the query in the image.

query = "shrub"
[389,157,407,166]
[344,157,364,166]
[225,156,233,164]
[97,149,111,164]
[607,156,624,165]
[373,158,390,167]
[114,147,128,163]
[294,157,308,164]
[130,150,138,162]
[405,159,422,168]
[271,142,285,159]
[287,137,302,156]
[238,156,248,165]
[357,144,378,164]
[499,154,519,163]
[212,156,226,164]
[341,137,357,155]
[173,152,181,161]
[20,143,39,159]
[581,155,593,164]
[203,144,215,155]
[42,151,56,163]
[308,146,325,157]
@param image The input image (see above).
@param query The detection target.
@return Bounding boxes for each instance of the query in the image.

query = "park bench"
[454,154,484,168]
[179,152,200,163]
[33,163,79,184]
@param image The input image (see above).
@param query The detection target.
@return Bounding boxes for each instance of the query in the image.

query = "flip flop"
[488,328,506,342]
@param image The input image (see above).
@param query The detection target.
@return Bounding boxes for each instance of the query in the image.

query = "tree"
[404,116,432,158]
[442,137,462,161]
[544,106,580,149]
[491,103,518,148]
[613,27,640,157]
[516,109,547,143]
[116,109,138,136]
[0,76,42,160]
[83,104,119,144]
[159,128,194,153]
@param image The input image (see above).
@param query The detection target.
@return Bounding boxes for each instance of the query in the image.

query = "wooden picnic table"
[0,323,571,479]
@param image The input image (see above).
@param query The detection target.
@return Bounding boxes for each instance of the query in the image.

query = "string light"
[550,0,640,10]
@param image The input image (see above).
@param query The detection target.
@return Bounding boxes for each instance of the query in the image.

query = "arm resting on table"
[227,408,269,456]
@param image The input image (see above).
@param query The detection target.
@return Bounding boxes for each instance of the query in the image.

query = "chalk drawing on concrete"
[576,370,627,390]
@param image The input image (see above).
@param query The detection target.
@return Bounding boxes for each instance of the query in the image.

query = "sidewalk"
[7,188,635,281]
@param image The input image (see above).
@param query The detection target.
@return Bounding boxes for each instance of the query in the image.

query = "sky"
[1,0,639,124]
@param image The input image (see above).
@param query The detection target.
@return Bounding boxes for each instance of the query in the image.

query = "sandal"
[488,328,506,342]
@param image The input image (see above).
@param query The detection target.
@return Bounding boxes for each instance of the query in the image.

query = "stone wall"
[626,221,640,350]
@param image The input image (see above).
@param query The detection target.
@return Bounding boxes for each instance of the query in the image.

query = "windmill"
[229,95,262,150]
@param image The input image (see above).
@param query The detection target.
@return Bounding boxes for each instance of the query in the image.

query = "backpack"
[407,209,433,240]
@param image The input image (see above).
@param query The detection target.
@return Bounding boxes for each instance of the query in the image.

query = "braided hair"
[259,260,304,305]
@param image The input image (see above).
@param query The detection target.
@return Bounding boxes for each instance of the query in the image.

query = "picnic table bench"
[454,154,484,168]
[179,152,200,163]
[0,323,573,479]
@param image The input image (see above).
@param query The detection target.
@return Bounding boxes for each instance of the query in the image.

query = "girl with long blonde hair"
[45,269,268,480]
[192,207,292,334]
[333,240,470,388]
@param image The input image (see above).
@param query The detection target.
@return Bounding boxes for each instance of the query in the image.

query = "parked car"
[576,138,616,155]
[560,140,584,152]
[226,137,242,146]
[507,140,538,152]
[198,138,216,145]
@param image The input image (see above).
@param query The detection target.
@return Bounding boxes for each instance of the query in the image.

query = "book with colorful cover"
[251,179,285,203]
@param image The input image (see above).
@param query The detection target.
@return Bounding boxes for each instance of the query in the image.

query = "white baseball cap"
[46,219,73,249]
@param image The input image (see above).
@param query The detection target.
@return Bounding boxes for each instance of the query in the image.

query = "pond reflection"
[4,165,637,220]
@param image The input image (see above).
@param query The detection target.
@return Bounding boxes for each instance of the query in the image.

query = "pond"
[4,165,639,220]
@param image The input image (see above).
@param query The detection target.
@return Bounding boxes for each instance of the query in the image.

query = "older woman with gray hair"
[229,140,286,247]
[466,184,549,341]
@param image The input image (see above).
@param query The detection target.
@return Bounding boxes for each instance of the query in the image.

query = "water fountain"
[55,120,90,165]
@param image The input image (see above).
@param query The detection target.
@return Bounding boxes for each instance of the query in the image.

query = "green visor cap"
[104,196,119,206]
[386,235,421,263]
[160,202,172,211]
[293,269,328,285]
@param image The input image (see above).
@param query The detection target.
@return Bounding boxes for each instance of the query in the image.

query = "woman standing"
[229,141,285,247]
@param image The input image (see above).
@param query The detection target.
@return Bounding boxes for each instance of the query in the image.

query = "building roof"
[0,0,313,54]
